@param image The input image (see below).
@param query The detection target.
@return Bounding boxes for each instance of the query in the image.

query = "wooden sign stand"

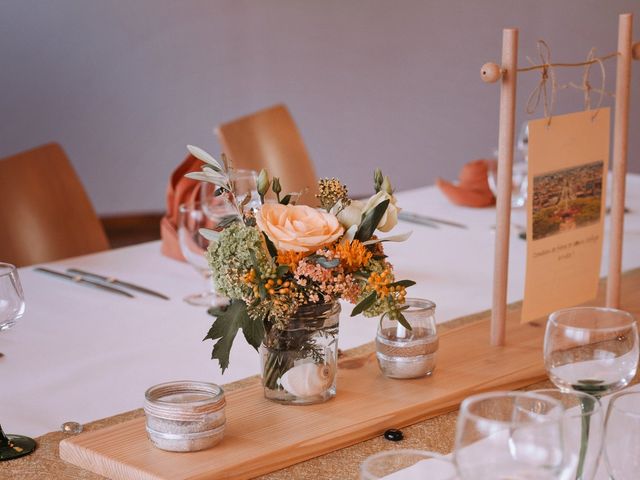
[482,13,639,346]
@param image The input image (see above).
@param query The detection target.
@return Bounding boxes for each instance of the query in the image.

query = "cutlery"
[34,268,134,298]
[66,268,170,300]
[399,211,468,229]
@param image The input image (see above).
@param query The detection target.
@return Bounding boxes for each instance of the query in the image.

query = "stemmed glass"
[544,307,638,396]
[543,307,638,479]
[454,391,566,479]
[0,262,36,460]
[603,390,640,479]
[178,201,236,307]
[532,389,604,480]
[360,449,458,479]
[201,169,260,217]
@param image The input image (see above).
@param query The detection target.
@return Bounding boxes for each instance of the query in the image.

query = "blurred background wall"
[1,0,638,215]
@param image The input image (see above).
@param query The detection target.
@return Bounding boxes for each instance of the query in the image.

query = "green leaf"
[351,291,377,317]
[263,233,278,258]
[396,312,413,330]
[241,314,265,351]
[388,279,416,288]
[276,265,290,276]
[314,257,340,269]
[217,214,241,229]
[354,199,389,242]
[203,301,248,372]
[280,194,292,205]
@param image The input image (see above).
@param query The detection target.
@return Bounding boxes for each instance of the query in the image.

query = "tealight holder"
[375,298,438,379]
[144,381,226,452]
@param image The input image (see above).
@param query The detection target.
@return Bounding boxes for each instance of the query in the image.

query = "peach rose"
[256,204,344,253]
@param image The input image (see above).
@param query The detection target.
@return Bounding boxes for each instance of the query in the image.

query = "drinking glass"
[454,391,566,479]
[604,390,640,479]
[532,389,604,480]
[0,263,36,460]
[544,307,638,396]
[0,262,25,331]
[360,449,458,480]
[178,201,236,307]
[489,122,529,208]
[201,168,260,217]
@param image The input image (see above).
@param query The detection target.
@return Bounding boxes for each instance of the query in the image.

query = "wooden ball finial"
[632,41,640,61]
[481,62,502,83]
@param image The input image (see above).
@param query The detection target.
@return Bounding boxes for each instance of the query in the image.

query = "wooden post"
[606,13,633,308]
[491,29,518,346]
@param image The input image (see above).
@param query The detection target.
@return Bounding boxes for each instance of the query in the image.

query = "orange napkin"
[436,159,496,208]
[160,154,203,261]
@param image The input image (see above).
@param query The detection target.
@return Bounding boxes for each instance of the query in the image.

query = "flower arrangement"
[185,146,414,374]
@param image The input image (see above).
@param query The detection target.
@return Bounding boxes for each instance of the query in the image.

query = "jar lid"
[144,381,225,421]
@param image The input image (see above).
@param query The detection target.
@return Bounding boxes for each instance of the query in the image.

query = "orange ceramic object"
[436,159,496,208]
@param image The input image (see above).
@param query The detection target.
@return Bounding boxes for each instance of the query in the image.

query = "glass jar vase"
[259,302,340,405]
[375,298,438,379]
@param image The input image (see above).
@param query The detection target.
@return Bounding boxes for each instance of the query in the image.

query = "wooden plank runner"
[59,269,640,480]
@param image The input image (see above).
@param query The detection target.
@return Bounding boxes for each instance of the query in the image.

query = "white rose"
[362,191,400,232]
[331,199,365,230]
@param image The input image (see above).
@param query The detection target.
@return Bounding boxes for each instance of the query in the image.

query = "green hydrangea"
[206,222,269,299]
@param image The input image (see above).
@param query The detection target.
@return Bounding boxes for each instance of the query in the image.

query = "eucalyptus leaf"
[388,279,416,288]
[312,256,340,269]
[217,215,241,229]
[396,312,413,331]
[276,265,290,276]
[199,228,220,242]
[362,231,412,245]
[354,199,389,242]
[351,291,377,317]
[184,171,230,189]
[187,145,224,171]
[263,233,278,258]
[280,194,292,205]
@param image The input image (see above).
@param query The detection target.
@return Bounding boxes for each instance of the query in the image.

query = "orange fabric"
[436,159,496,208]
[160,154,203,261]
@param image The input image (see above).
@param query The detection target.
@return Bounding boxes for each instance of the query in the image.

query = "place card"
[522,109,610,323]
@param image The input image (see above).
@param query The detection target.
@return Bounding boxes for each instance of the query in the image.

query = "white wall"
[1,0,638,215]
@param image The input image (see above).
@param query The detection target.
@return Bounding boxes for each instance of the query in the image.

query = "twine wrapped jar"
[144,381,226,452]
[375,299,439,379]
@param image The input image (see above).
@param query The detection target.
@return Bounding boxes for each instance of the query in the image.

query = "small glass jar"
[144,381,226,452]
[260,302,340,405]
[375,298,438,379]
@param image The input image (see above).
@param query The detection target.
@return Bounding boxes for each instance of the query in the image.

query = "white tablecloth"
[3,176,640,437]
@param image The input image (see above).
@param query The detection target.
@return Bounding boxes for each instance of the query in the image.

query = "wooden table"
[3,269,639,480]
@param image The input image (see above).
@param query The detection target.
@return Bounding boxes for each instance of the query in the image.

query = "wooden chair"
[215,104,319,206]
[0,143,109,267]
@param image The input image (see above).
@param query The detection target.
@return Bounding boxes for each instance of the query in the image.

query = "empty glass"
[0,263,25,331]
[604,390,640,480]
[360,449,458,480]
[178,201,235,307]
[489,122,529,208]
[454,391,566,479]
[532,389,604,480]
[544,307,639,396]
[201,168,260,217]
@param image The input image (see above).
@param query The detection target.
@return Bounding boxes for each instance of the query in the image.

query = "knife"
[67,268,170,300]
[34,268,134,298]
[398,211,467,229]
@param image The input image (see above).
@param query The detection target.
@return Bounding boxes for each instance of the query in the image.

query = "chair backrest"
[215,104,318,206]
[0,143,109,266]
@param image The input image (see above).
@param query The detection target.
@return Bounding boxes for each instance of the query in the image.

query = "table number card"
[522,109,610,323]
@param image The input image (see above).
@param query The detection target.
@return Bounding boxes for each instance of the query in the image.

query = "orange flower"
[277,250,309,270]
[334,240,372,271]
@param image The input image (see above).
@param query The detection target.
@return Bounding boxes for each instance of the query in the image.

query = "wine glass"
[0,262,25,332]
[532,389,604,480]
[360,449,458,480]
[544,307,639,396]
[178,201,236,307]
[201,168,260,217]
[454,391,566,479]
[603,390,640,479]
[0,263,36,461]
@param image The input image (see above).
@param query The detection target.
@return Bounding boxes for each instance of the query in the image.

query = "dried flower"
[317,178,349,211]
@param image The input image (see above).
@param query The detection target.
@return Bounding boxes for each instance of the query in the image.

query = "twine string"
[525,40,557,125]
